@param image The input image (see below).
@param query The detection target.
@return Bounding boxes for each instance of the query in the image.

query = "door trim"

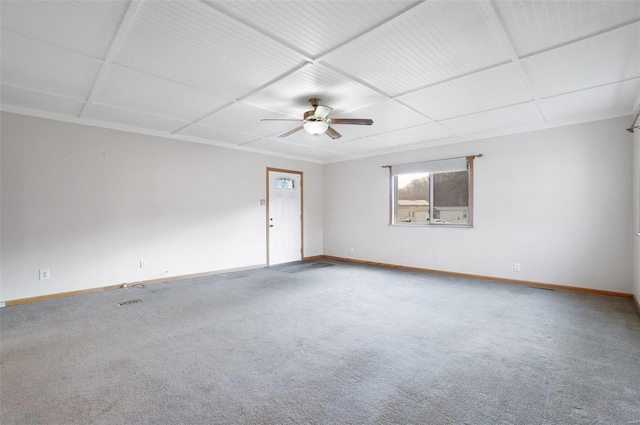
[266,167,304,266]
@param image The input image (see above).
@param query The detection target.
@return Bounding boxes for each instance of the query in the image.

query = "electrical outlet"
[349,247,354,254]
[140,259,147,268]
[39,269,50,280]
[513,263,521,272]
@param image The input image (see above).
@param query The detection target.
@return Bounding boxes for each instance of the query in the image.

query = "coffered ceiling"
[2,1,639,163]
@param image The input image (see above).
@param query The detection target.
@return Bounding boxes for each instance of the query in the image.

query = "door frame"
[266,167,304,266]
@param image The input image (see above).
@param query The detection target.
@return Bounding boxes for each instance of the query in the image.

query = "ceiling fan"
[261,98,373,139]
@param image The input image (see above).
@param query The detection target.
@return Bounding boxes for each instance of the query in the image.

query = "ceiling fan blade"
[325,126,342,139]
[261,118,303,121]
[328,118,373,126]
[314,105,332,119]
[279,126,304,137]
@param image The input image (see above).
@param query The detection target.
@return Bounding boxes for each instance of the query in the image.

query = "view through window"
[392,158,472,226]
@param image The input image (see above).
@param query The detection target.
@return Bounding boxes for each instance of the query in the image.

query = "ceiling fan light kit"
[261,98,374,139]
[303,120,329,135]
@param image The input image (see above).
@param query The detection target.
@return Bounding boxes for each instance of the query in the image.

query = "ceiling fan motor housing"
[304,110,320,121]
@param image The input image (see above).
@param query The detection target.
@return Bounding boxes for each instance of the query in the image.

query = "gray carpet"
[271,260,334,273]
[1,260,639,424]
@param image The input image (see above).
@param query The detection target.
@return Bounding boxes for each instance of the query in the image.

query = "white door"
[268,170,302,265]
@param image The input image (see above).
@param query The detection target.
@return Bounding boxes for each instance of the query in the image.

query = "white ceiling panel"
[95,65,231,122]
[113,1,305,98]
[323,1,510,96]
[339,100,432,137]
[1,0,129,59]
[373,124,458,147]
[324,125,376,142]
[522,22,640,98]
[495,0,640,57]
[176,124,259,146]
[211,0,416,57]
[1,84,85,117]
[1,32,101,100]
[539,79,640,123]
[441,102,545,136]
[84,104,190,133]
[199,102,300,137]
[246,138,347,162]
[398,63,534,121]
[325,138,396,156]
[1,0,638,163]
[242,63,386,116]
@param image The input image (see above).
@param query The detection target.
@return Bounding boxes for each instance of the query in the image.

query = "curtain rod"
[626,105,640,133]
[381,153,483,169]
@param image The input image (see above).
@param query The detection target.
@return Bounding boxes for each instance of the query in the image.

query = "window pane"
[275,177,295,189]
[396,173,430,223]
[432,171,469,224]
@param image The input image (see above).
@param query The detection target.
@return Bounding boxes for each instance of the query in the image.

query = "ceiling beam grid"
[79,0,144,118]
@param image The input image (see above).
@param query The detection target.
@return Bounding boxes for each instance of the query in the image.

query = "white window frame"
[389,156,475,227]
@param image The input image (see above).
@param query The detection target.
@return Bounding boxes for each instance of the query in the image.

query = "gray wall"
[324,116,634,293]
[1,112,323,301]
[1,112,637,302]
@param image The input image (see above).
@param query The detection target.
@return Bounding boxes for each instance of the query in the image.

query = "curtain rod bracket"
[627,106,640,133]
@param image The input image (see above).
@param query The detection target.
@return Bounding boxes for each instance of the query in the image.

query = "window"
[275,177,295,189]
[391,157,473,226]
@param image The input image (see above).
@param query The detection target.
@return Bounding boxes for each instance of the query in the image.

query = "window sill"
[391,223,473,228]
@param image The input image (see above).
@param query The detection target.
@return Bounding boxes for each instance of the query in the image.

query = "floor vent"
[271,261,334,273]
[219,273,247,280]
[118,299,142,306]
